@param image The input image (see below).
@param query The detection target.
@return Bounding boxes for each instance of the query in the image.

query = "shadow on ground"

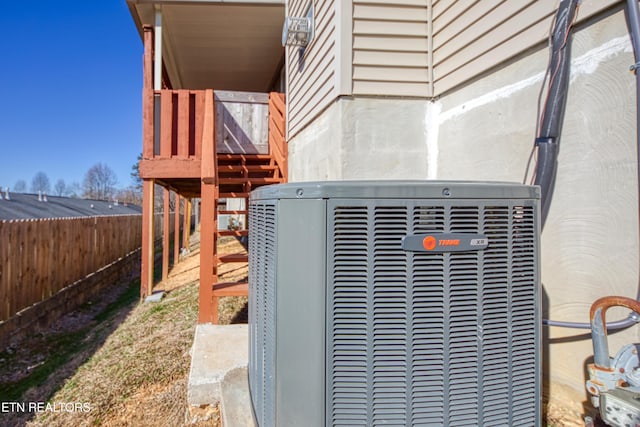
[0,267,140,427]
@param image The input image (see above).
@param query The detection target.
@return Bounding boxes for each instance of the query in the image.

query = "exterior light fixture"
[282,15,314,47]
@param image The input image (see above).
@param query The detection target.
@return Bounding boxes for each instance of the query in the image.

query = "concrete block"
[221,367,256,427]
[144,291,165,303]
[187,324,249,407]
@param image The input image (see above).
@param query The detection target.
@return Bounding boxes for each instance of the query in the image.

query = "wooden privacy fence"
[0,214,173,323]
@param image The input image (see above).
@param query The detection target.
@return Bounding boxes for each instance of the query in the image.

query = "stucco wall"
[436,8,638,401]
[289,98,432,181]
[288,7,638,403]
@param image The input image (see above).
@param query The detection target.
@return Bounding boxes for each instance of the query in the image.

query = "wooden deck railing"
[269,92,288,180]
[150,89,206,159]
[143,89,285,166]
[0,214,173,322]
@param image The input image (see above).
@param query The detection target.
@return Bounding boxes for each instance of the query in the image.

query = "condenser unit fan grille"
[248,201,277,427]
[327,200,537,427]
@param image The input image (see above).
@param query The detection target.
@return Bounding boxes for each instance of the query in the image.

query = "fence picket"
[0,215,145,322]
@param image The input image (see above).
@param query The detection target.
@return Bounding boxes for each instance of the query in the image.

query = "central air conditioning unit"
[248,181,541,427]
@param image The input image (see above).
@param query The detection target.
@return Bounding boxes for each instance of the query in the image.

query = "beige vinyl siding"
[432,0,621,95]
[352,0,431,97]
[286,0,621,136]
[288,0,337,137]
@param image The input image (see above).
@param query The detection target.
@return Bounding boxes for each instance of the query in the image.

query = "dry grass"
[28,281,203,426]
[0,231,251,427]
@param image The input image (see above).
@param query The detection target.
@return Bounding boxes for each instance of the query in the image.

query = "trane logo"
[407,233,489,253]
[423,236,460,250]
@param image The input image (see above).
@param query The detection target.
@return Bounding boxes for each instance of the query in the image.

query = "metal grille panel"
[248,201,277,427]
[327,199,539,427]
[248,183,540,427]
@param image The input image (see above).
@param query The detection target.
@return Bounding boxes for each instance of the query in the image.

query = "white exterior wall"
[287,2,639,408]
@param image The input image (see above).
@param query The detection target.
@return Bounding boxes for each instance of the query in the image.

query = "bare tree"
[115,186,143,206]
[82,163,118,200]
[13,180,26,193]
[54,179,67,196]
[67,182,81,198]
[31,172,51,194]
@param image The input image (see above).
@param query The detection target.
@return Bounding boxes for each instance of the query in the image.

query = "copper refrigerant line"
[589,297,640,368]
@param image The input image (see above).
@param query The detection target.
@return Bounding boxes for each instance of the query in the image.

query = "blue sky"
[0,1,142,193]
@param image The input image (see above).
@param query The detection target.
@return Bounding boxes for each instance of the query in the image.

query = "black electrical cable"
[534,0,578,228]
[523,14,560,186]
[542,0,640,330]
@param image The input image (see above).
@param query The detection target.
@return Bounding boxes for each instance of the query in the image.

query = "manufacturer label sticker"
[470,238,488,246]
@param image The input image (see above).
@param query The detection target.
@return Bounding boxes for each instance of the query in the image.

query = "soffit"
[128,1,285,91]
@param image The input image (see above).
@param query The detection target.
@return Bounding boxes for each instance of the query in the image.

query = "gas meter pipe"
[590,296,640,368]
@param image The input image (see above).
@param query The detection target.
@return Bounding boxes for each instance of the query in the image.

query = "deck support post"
[140,24,155,299]
[199,89,217,323]
[194,198,199,231]
[174,194,181,264]
[141,179,155,298]
[199,184,217,323]
[162,187,170,281]
[184,198,192,248]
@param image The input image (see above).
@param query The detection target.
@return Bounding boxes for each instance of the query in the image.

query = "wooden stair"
[218,253,248,263]
[217,229,249,237]
[212,281,249,297]
[199,91,286,324]
[207,151,286,323]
